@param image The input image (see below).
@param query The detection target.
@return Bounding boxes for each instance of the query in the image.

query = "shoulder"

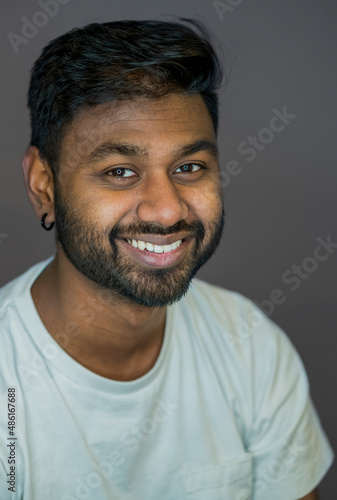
[0,257,54,330]
[0,272,24,321]
[182,278,309,412]
[184,277,293,355]
[0,258,54,388]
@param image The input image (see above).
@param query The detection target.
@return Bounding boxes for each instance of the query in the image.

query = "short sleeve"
[245,306,334,500]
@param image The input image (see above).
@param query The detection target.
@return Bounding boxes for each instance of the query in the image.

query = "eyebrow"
[86,138,219,164]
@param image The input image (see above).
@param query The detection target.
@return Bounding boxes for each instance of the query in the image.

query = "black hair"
[28,18,224,174]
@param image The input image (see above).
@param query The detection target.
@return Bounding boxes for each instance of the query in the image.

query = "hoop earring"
[41,213,55,231]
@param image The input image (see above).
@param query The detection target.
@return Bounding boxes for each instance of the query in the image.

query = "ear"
[21,146,55,224]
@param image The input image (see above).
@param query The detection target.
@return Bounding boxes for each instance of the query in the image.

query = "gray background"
[0,0,336,497]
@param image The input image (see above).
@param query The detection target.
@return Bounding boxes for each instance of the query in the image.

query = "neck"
[31,251,167,381]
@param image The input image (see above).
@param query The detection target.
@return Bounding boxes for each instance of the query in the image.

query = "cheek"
[79,189,136,226]
[189,185,222,222]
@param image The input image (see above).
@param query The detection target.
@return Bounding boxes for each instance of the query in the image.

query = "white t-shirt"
[0,258,334,500]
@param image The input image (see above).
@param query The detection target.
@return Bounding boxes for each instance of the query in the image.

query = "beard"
[53,181,225,308]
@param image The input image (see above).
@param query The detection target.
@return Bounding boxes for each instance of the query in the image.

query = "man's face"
[53,93,224,307]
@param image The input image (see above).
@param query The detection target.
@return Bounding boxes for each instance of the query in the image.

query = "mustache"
[109,219,205,243]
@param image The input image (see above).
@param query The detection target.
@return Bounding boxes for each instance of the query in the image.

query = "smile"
[125,238,183,254]
[119,237,191,268]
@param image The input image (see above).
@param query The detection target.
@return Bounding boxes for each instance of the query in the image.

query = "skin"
[299,491,319,500]
[22,92,320,499]
[22,93,224,381]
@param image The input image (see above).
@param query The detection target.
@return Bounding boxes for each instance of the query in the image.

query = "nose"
[136,173,189,227]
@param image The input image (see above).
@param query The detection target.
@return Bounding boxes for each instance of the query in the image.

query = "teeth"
[138,240,146,251]
[126,238,183,253]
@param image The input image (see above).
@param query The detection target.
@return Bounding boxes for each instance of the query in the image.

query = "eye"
[106,167,136,178]
[175,163,205,174]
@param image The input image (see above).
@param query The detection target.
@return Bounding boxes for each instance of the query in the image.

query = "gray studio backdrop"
[1,0,336,497]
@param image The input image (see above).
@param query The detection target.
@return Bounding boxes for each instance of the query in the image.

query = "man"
[0,19,333,500]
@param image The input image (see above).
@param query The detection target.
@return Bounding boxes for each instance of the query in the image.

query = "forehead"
[59,93,216,162]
